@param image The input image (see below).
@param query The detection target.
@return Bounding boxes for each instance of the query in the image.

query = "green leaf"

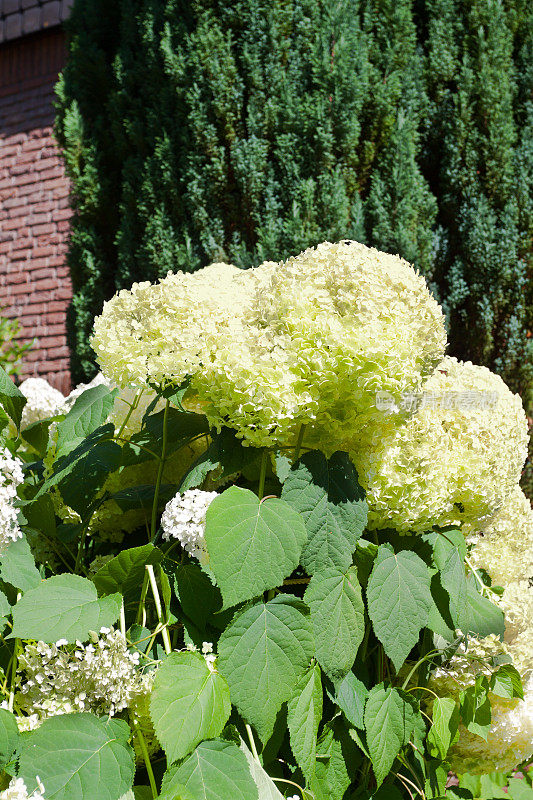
[507,779,533,800]
[366,545,433,671]
[0,535,41,591]
[21,419,53,455]
[281,450,367,574]
[93,545,162,597]
[287,662,322,780]
[160,739,258,800]
[35,424,115,501]
[332,671,369,729]
[19,713,134,800]
[304,566,365,680]
[440,548,469,631]
[239,740,284,800]
[464,578,505,639]
[110,484,176,512]
[179,427,259,491]
[423,528,466,570]
[364,684,414,787]
[427,696,459,759]
[0,708,19,770]
[174,564,222,630]
[460,676,492,740]
[0,366,25,428]
[218,595,314,742]
[59,439,122,514]
[204,486,306,609]
[55,385,118,457]
[490,664,524,700]
[11,574,121,643]
[310,719,360,800]
[150,650,231,763]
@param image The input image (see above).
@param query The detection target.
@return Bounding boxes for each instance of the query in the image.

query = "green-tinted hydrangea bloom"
[351,357,528,532]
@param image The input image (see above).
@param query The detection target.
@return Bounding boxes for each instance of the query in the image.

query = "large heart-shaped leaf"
[150,650,231,763]
[160,739,258,800]
[204,486,306,609]
[218,595,314,742]
[55,384,118,457]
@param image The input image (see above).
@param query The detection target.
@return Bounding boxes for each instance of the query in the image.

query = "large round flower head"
[351,357,529,532]
[253,240,447,446]
[92,262,253,389]
[92,245,447,448]
[447,676,533,774]
[19,377,65,428]
[466,486,533,586]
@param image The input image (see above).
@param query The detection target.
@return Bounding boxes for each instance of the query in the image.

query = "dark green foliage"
[56,0,532,417]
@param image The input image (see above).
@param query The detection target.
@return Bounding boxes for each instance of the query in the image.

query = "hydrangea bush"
[0,240,530,800]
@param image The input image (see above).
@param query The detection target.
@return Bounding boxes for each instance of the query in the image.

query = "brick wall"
[0,27,72,394]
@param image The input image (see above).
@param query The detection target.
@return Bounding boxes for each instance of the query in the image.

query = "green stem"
[147,565,172,655]
[136,572,150,626]
[245,724,261,763]
[131,714,158,799]
[74,525,89,575]
[150,398,170,541]
[293,424,306,462]
[116,387,144,439]
[401,650,440,691]
[257,450,268,500]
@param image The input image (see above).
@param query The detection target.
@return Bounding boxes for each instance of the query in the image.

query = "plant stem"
[401,650,439,691]
[116,387,143,439]
[258,450,268,500]
[245,724,261,763]
[8,637,19,712]
[131,713,158,799]
[283,577,310,585]
[150,398,170,541]
[74,524,89,575]
[293,424,306,462]
[147,564,172,655]
[136,572,150,627]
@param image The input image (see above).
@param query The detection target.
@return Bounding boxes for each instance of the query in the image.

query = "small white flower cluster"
[0,447,23,554]
[19,377,65,429]
[0,777,45,800]
[16,628,153,723]
[186,641,217,672]
[161,489,218,559]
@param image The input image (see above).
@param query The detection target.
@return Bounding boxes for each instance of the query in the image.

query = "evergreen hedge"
[55,0,532,419]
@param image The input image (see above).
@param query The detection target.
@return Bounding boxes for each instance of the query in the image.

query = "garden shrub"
[0,241,531,799]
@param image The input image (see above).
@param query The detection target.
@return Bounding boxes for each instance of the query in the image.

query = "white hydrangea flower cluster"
[186,641,217,672]
[0,777,45,800]
[161,489,218,560]
[428,634,509,697]
[92,244,447,448]
[466,486,533,587]
[18,377,65,429]
[16,628,153,723]
[0,447,23,554]
[351,357,528,532]
[448,676,533,774]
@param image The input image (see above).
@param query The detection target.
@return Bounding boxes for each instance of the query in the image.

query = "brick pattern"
[0,28,72,394]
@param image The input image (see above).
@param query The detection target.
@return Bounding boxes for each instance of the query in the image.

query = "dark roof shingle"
[0,0,72,44]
